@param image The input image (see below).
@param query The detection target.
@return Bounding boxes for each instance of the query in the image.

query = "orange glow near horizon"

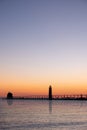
[1,69,87,97]
[1,80,87,97]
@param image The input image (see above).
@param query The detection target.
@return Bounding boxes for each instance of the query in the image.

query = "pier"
[12,94,87,100]
[5,86,87,100]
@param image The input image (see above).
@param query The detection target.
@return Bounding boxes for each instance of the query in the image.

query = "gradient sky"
[0,0,87,97]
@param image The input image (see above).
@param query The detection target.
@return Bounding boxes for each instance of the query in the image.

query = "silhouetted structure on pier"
[49,85,52,100]
[7,92,13,99]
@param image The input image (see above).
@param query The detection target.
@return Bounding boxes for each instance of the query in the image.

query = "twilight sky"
[0,0,87,97]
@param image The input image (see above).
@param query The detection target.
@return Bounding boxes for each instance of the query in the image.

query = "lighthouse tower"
[49,85,52,100]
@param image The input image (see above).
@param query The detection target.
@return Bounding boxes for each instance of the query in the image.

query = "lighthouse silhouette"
[49,85,52,100]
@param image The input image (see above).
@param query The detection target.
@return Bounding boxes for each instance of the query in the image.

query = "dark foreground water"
[0,100,87,130]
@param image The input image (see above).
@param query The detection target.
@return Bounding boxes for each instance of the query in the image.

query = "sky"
[0,0,87,97]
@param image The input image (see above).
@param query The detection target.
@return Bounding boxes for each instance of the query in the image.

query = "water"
[0,100,87,130]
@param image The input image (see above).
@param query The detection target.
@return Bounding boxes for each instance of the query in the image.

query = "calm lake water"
[0,99,87,130]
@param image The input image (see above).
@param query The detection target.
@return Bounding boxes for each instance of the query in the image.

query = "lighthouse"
[49,85,52,100]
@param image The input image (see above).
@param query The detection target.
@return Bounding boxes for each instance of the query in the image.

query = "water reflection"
[7,99,13,105]
[49,100,52,114]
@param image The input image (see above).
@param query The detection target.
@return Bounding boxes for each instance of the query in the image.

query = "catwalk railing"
[12,94,87,100]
